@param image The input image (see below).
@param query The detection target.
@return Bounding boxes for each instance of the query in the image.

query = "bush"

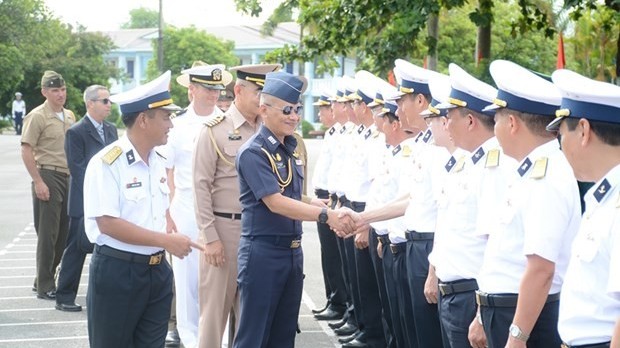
[301,119,315,138]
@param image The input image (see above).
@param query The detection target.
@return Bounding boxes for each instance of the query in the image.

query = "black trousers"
[351,203,385,345]
[14,111,23,135]
[87,246,173,348]
[381,239,406,348]
[341,201,362,330]
[438,287,477,348]
[481,297,561,348]
[369,230,396,348]
[406,238,445,348]
[391,243,418,348]
[56,216,93,304]
[315,189,347,307]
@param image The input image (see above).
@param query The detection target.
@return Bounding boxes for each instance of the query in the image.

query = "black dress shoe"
[342,338,370,348]
[312,302,330,314]
[328,317,347,329]
[165,329,180,347]
[36,290,56,300]
[314,307,345,321]
[338,332,359,344]
[55,302,82,312]
[334,322,357,336]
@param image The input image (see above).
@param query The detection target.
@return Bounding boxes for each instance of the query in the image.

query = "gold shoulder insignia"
[102,146,123,165]
[402,145,412,157]
[485,149,500,168]
[529,157,548,179]
[454,155,466,173]
[205,115,225,128]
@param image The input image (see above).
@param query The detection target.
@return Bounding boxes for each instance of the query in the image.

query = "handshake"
[324,207,370,238]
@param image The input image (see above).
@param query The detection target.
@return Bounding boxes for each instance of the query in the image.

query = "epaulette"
[205,115,225,127]
[102,146,123,165]
[529,157,548,179]
[171,108,188,119]
[156,151,167,160]
[485,149,500,168]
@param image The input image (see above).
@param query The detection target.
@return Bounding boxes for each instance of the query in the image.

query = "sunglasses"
[93,98,111,105]
[264,103,303,115]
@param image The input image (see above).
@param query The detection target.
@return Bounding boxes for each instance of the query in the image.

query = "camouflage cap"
[41,70,65,88]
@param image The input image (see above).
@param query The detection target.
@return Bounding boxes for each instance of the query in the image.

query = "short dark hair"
[499,108,555,137]
[565,118,620,146]
[385,113,399,123]
[459,107,495,131]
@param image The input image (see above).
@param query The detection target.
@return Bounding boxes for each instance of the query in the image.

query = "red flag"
[387,70,396,86]
[423,57,428,69]
[556,33,566,69]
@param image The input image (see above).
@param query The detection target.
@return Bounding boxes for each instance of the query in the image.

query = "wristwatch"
[318,208,328,224]
[509,324,529,341]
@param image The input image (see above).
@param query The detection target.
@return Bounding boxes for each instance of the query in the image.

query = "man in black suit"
[55,85,118,311]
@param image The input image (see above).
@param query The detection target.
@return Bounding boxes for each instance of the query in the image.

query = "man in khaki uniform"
[193,63,282,348]
[21,70,76,300]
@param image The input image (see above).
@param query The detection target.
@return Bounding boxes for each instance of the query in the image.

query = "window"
[126,59,135,79]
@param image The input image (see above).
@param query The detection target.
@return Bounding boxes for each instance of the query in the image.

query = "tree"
[0,0,118,117]
[145,26,239,107]
[121,7,159,29]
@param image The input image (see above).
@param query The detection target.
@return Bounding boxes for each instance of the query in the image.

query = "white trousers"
[170,192,199,348]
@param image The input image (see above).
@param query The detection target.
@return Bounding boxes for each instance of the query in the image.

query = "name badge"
[126,182,142,189]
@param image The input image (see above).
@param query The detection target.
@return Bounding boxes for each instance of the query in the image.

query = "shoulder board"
[454,155,466,173]
[155,151,167,160]
[102,146,123,165]
[485,149,500,168]
[171,108,188,119]
[529,157,548,179]
[205,115,225,128]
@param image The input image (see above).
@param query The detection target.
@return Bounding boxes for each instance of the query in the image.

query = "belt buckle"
[390,244,398,254]
[439,284,447,296]
[560,344,569,348]
[290,240,301,249]
[149,253,162,265]
[475,291,483,306]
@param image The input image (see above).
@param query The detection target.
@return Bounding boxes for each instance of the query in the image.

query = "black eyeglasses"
[264,103,303,115]
[93,98,111,105]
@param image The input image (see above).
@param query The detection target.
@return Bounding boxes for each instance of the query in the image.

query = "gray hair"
[83,85,108,104]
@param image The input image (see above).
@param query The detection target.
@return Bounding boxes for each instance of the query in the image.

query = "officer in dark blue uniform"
[234,71,355,348]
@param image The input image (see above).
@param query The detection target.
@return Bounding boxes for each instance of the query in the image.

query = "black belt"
[350,201,366,211]
[562,342,610,348]
[389,242,406,254]
[476,291,560,308]
[405,230,434,241]
[438,279,478,296]
[96,245,165,265]
[338,195,350,206]
[315,189,329,199]
[214,211,242,220]
[248,235,302,249]
[376,235,390,245]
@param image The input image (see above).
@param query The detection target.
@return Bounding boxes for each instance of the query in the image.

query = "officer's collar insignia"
[329,127,336,135]
[414,131,424,143]
[402,145,412,157]
[364,128,372,139]
[340,125,347,134]
[471,147,485,164]
[485,149,500,168]
[126,149,136,165]
[358,124,365,134]
[275,153,282,162]
[423,129,432,143]
[268,136,277,145]
[292,151,299,159]
[529,157,548,179]
[102,146,122,165]
[392,144,402,156]
[445,156,456,172]
[518,158,531,177]
[228,129,242,141]
[593,178,611,202]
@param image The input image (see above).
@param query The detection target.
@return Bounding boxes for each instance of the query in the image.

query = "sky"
[44,0,282,31]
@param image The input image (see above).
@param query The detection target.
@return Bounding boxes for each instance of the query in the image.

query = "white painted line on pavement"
[0,284,87,289]
[0,258,35,261]
[0,320,86,327]
[0,336,89,343]
[3,251,36,254]
[0,266,35,269]
[301,290,339,347]
[1,274,89,279]
[0,295,85,300]
[10,244,37,247]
